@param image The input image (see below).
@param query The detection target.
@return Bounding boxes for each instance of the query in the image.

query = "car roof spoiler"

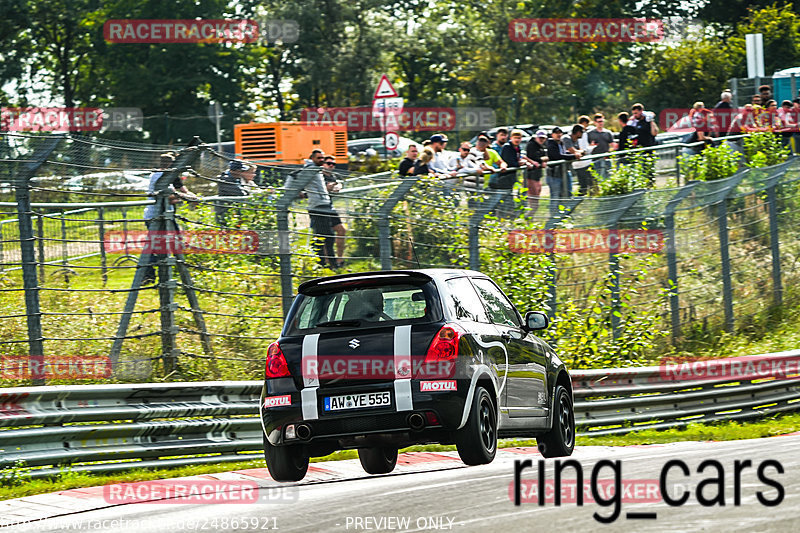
[298,270,434,295]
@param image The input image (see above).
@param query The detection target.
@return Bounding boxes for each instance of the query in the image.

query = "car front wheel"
[264,434,309,482]
[455,386,497,465]
[537,384,575,458]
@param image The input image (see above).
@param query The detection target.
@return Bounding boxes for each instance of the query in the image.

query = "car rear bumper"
[260,379,469,446]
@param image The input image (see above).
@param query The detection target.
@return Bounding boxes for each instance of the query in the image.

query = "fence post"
[766,166,789,307]
[716,171,749,333]
[98,206,108,286]
[157,204,179,374]
[543,196,584,319]
[36,214,45,281]
[378,176,419,270]
[603,190,646,341]
[663,182,699,343]
[277,166,318,317]
[468,187,512,270]
[13,134,63,385]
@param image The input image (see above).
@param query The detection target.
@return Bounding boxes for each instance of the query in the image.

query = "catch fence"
[1,132,799,385]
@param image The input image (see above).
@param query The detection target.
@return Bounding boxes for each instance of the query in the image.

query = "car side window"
[471,278,521,328]
[444,278,489,323]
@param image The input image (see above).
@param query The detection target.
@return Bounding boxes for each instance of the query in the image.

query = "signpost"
[371,74,401,158]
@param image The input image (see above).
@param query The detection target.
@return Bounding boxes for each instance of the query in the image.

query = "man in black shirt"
[397,145,418,176]
[629,103,658,148]
[545,127,578,214]
[525,130,548,215]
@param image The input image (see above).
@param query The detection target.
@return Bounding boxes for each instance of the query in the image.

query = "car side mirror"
[524,311,549,331]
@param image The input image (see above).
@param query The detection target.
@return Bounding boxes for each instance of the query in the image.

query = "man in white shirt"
[428,133,451,174]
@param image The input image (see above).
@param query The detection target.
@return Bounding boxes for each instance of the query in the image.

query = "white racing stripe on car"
[393,325,413,411]
[301,333,320,420]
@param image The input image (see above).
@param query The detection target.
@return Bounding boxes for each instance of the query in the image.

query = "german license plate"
[324,391,391,411]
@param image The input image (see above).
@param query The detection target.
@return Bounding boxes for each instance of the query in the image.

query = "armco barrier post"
[378,176,419,270]
[13,134,64,385]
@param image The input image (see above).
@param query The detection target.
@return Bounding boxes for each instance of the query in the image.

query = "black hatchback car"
[260,269,575,481]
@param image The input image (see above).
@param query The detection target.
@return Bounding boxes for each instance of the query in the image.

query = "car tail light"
[266,342,290,379]
[424,324,464,364]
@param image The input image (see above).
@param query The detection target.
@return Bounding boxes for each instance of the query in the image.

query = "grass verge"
[2,413,799,502]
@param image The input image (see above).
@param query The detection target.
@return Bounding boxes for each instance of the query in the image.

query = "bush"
[596,151,656,196]
[744,132,791,168]
[678,143,741,182]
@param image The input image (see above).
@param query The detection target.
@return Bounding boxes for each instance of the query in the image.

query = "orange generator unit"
[234,121,348,165]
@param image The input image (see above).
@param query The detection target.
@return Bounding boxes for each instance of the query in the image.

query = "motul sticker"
[263,395,291,408]
[420,380,457,392]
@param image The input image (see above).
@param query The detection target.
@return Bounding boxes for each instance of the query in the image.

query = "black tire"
[537,384,575,458]
[263,434,309,482]
[455,386,497,465]
[358,447,398,475]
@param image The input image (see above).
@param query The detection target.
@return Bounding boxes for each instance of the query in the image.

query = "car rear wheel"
[263,434,309,482]
[537,384,575,458]
[358,447,398,474]
[455,386,497,465]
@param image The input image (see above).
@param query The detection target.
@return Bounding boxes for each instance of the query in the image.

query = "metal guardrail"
[1,350,798,478]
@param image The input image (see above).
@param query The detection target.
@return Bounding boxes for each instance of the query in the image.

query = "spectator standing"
[587,113,614,179]
[490,127,509,153]
[617,111,636,152]
[685,101,713,154]
[524,130,548,215]
[449,142,481,187]
[142,152,196,284]
[629,103,659,148]
[322,155,342,193]
[428,133,450,174]
[397,145,419,176]
[472,134,506,184]
[285,151,346,269]
[566,125,594,195]
[414,147,434,176]
[545,127,578,212]
[215,159,251,225]
[759,84,773,104]
[713,91,734,137]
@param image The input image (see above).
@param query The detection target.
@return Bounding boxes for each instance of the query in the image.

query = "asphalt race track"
[3,435,799,533]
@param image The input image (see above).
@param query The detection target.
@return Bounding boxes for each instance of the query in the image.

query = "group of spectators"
[688,85,800,151]
[396,103,659,215]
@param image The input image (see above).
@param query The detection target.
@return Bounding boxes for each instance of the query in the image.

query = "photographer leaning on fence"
[285,150,347,269]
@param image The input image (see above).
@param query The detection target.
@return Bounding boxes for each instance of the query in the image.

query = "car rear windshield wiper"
[315,320,361,327]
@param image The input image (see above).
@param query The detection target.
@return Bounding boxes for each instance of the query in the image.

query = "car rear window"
[287,282,437,334]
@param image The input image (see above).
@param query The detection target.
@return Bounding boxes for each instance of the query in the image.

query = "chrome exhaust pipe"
[295,424,312,441]
[407,413,426,431]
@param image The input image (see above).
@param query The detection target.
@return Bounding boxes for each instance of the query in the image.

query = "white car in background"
[61,171,151,193]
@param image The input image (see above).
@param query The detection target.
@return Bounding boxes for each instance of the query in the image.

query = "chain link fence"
[1,132,799,385]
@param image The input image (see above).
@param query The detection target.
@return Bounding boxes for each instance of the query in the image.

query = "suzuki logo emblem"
[348,338,360,349]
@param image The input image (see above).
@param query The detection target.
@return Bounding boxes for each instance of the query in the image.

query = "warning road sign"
[373,74,398,99]
[384,132,400,150]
